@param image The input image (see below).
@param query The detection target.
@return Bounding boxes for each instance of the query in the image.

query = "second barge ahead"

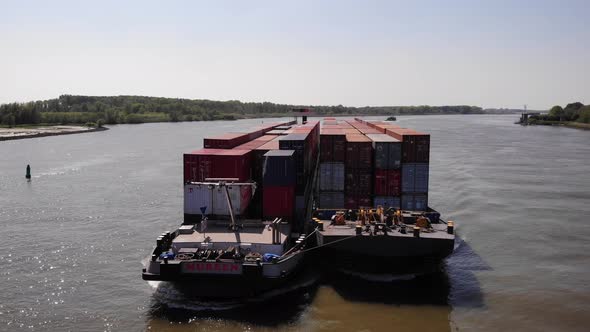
[311,208,454,274]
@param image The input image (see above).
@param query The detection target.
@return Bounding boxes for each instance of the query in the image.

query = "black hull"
[144,274,297,299]
[313,233,454,275]
[310,247,448,275]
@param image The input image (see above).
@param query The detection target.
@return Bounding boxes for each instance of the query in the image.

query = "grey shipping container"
[319,192,345,209]
[366,134,402,169]
[401,163,429,193]
[373,196,401,209]
[263,150,296,186]
[401,194,428,211]
[319,162,345,191]
[184,184,253,216]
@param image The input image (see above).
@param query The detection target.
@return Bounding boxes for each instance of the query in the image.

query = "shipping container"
[319,192,345,209]
[183,149,252,183]
[251,138,281,184]
[373,196,401,209]
[366,134,402,169]
[345,134,373,169]
[343,128,361,134]
[279,133,312,192]
[184,183,253,216]
[359,128,382,135]
[263,186,295,220]
[344,195,372,209]
[233,135,278,150]
[401,194,428,211]
[401,163,429,193]
[345,168,372,194]
[262,150,296,186]
[320,130,346,162]
[203,133,250,149]
[319,162,345,191]
[374,169,401,196]
[384,129,430,163]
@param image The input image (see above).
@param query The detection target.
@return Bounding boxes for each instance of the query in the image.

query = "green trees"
[1,94,486,126]
[549,105,564,120]
[532,102,588,124]
[577,106,590,124]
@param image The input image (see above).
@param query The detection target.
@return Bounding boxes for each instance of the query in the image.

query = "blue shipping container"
[263,150,296,186]
[401,194,428,211]
[401,163,429,193]
[373,196,401,209]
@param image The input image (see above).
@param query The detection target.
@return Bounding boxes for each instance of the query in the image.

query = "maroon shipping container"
[233,135,279,150]
[374,169,401,196]
[263,186,295,220]
[384,129,430,163]
[344,195,372,209]
[345,168,372,194]
[359,128,382,135]
[203,133,250,149]
[345,134,373,169]
[183,149,252,183]
[320,130,346,162]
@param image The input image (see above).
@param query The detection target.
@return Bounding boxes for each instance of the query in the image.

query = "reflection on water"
[145,261,470,332]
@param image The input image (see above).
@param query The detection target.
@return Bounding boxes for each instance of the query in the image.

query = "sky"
[0,0,588,109]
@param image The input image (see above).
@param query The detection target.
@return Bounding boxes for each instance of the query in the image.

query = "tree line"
[0,95,484,127]
[529,102,590,124]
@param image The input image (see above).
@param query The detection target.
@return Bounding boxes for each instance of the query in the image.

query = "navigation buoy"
[26,164,31,180]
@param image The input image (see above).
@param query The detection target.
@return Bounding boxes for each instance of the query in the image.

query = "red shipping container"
[204,133,250,149]
[183,149,252,183]
[374,169,401,196]
[344,195,372,209]
[345,134,373,169]
[263,186,295,220]
[320,130,346,162]
[384,128,430,163]
[359,128,382,134]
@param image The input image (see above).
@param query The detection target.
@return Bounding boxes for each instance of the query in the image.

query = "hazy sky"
[1,0,588,109]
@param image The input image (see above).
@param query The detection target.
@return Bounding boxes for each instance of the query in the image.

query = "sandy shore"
[0,125,108,141]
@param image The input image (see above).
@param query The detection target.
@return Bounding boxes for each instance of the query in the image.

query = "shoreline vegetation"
[0,95,507,128]
[518,102,590,129]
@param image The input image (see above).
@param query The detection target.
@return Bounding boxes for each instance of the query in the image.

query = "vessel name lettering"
[182,262,241,274]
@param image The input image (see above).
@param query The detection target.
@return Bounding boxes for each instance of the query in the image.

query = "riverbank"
[523,120,590,130]
[0,125,108,141]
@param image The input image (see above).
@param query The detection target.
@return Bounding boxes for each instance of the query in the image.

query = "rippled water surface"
[1,115,589,331]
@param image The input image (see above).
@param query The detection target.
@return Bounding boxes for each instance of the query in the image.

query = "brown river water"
[1,115,589,331]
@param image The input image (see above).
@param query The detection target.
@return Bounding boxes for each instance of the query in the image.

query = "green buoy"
[26,164,31,180]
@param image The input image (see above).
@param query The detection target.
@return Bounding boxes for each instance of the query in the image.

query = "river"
[1,115,589,331]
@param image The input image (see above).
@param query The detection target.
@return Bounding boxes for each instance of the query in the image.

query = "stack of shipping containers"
[344,132,373,209]
[262,150,296,221]
[318,124,346,208]
[276,121,320,224]
[183,121,296,222]
[366,134,402,208]
[356,118,431,211]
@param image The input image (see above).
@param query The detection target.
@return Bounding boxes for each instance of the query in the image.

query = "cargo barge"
[311,118,454,274]
[143,117,322,298]
[142,115,455,297]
